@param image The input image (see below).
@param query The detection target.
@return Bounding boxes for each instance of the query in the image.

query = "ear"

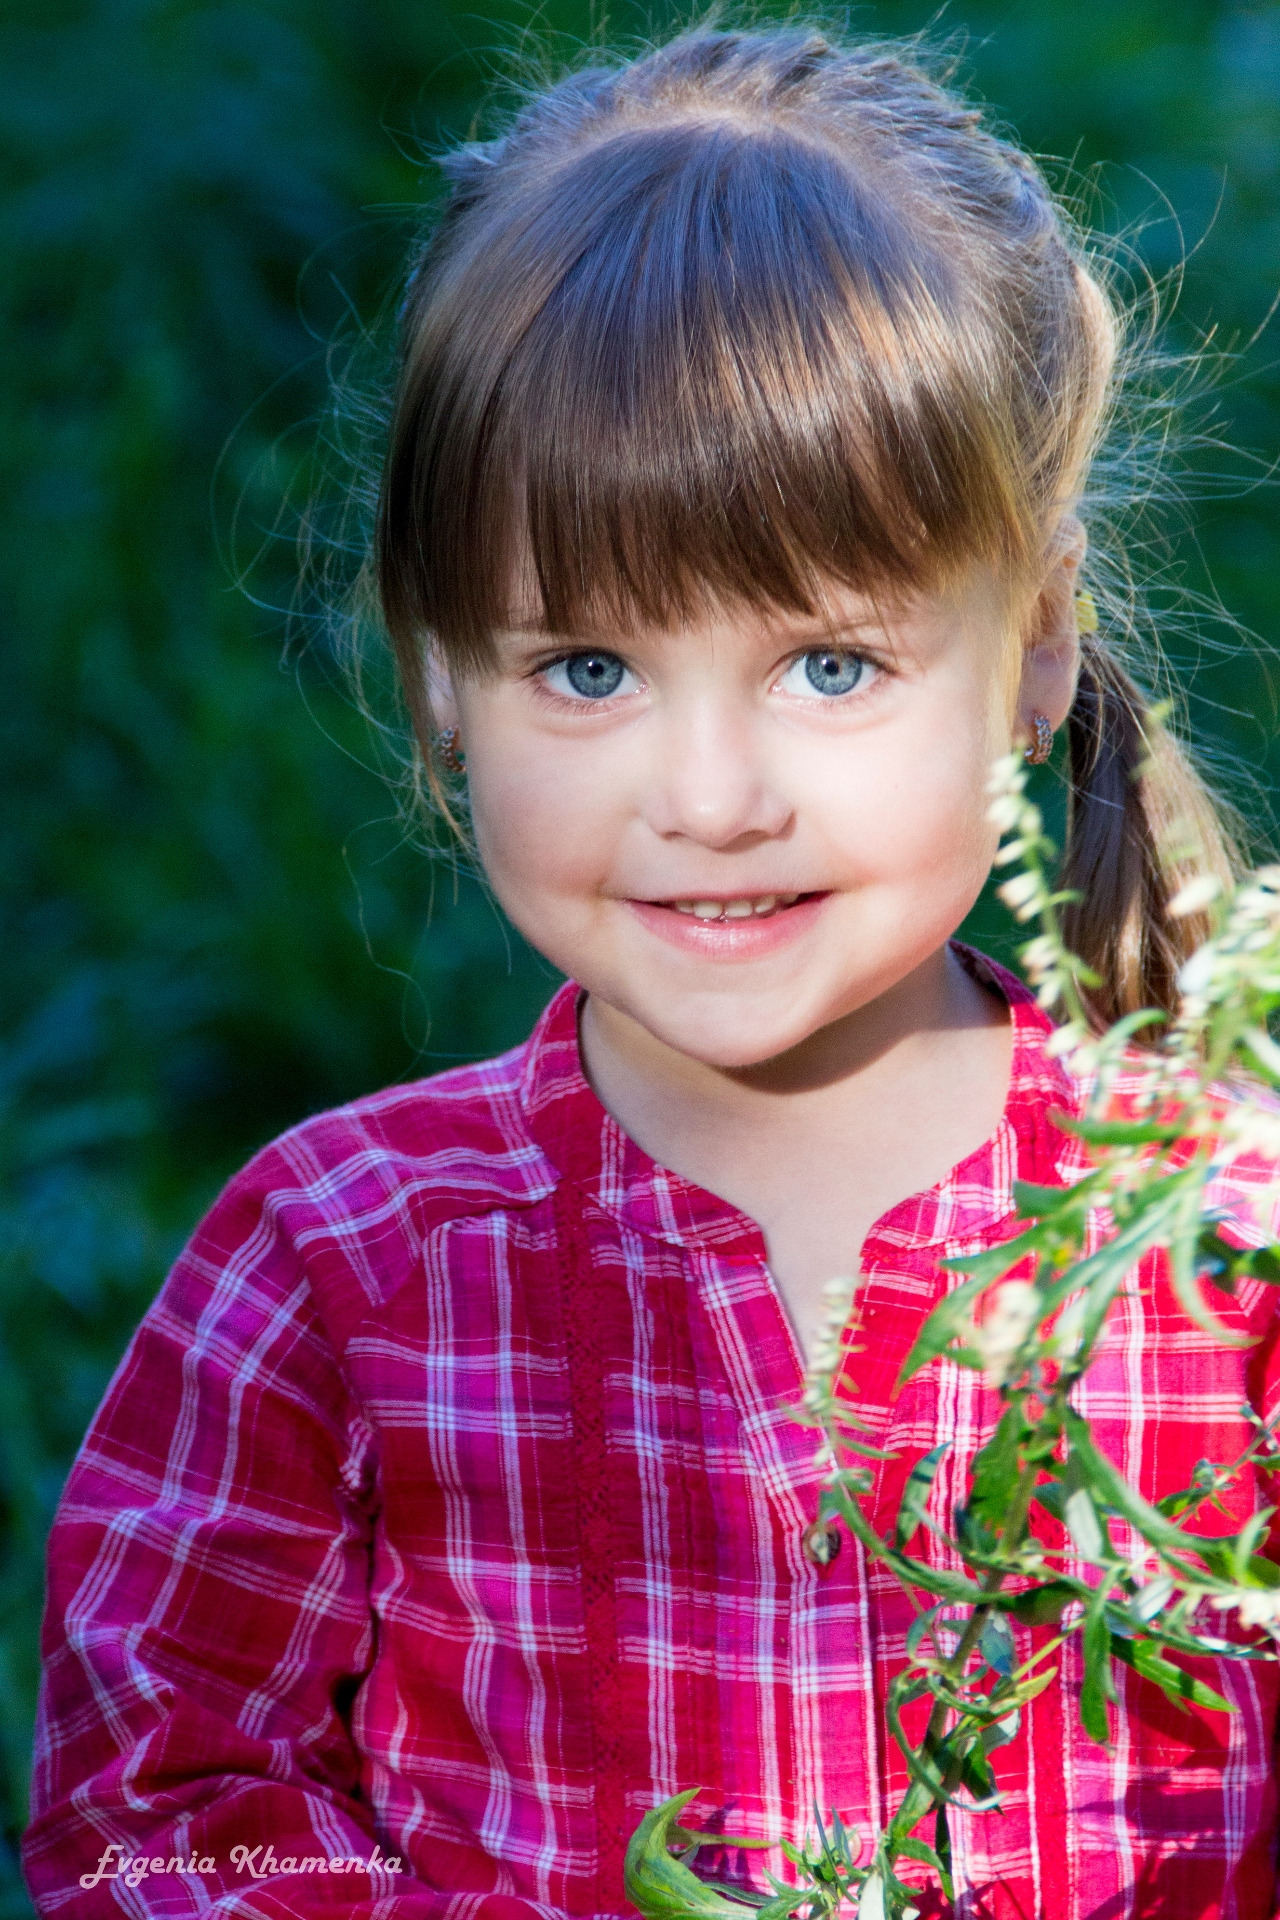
[424,641,460,732]
[1017,515,1086,742]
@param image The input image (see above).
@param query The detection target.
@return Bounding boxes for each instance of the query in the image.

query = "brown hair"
[373,20,1241,1027]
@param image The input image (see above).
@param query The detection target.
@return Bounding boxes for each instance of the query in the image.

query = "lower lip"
[625,894,830,959]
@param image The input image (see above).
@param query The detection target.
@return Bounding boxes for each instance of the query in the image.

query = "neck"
[580,943,1001,1136]
[577,943,1013,1371]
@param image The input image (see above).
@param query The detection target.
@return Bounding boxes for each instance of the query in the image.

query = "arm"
[22,1151,563,1920]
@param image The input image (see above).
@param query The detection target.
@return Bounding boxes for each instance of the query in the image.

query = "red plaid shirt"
[23,951,1280,1920]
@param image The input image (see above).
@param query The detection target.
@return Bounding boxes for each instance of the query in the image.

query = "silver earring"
[1024,713,1053,766]
[437,727,465,775]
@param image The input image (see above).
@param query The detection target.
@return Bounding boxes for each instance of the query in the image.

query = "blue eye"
[778,651,875,699]
[544,652,636,700]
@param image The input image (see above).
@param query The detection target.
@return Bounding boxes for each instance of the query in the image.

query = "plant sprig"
[626,752,1280,1920]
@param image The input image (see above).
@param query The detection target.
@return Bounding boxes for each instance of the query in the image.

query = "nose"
[641,696,794,849]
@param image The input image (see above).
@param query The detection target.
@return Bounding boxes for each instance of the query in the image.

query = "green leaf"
[677,1831,776,1852]
[1063,1447,1111,1564]
[1241,1245,1280,1286]
[1231,1507,1274,1581]
[1126,1574,1175,1623]
[896,1835,953,1902]
[954,1504,998,1559]
[1013,1175,1090,1221]
[1008,1664,1060,1709]
[895,1268,1008,1390]
[934,1806,953,1898]
[1058,1175,1198,1360]
[980,1614,1015,1677]
[752,1892,809,1920]
[1068,1425,1278,1593]
[1011,1177,1096,1222]
[960,1740,1000,1807]
[1194,1226,1262,1297]
[1168,1179,1253,1348]
[1034,1480,1066,1522]
[884,1688,950,1802]
[895,1442,950,1547]
[966,1401,1029,1537]
[1079,1586,1116,1745]
[938,1225,1054,1286]
[1007,1579,1079,1624]
[905,1604,945,1661]
[1242,1551,1280,1590]
[1061,1409,1206,1565]
[624,1793,762,1919]
[1108,1635,1238,1715]
[828,1808,855,1873]
[981,1708,1021,1752]
[1050,1112,1188,1147]
[900,1562,989,1606]
[824,1480,985,1605]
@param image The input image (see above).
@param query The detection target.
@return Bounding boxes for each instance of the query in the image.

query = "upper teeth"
[673,894,798,920]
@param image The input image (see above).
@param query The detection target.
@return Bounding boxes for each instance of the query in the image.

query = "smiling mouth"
[656,892,810,922]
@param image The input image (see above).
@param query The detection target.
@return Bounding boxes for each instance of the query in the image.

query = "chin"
[641,1002,817,1071]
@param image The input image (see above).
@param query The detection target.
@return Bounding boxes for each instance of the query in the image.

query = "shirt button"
[801,1520,841,1567]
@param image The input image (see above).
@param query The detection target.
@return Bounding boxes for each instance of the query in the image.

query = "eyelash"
[775,649,885,703]
[530,647,891,708]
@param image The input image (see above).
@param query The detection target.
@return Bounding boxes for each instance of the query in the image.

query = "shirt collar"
[520,943,1081,1256]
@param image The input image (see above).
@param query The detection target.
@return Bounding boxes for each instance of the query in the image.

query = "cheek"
[465,734,616,908]
[808,695,1002,880]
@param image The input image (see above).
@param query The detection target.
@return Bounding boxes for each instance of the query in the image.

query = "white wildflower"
[1035,976,1066,1012]
[1243,1027,1280,1081]
[1176,948,1216,999]
[987,794,1023,833]
[1222,1107,1280,1160]
[986,751,1027,797]
[1167,874,1222,919]
[1020,936,1058,977]
[1211,1588,1280,1632]
[1068,1039,1100,1076]
[856,1874,885,1920]
[997,872,1042,913]
[971,1279,1042,1389]
[808,1336,839,1376]
[1044,1021,1088,1060]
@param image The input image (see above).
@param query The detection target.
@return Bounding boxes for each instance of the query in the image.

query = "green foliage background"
[1,0,1278,1908]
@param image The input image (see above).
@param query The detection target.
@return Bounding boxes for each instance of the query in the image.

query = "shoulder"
[252,1039,554,1224]
[171,1032,560,1355]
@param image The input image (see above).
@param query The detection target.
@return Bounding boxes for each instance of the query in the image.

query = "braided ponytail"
[1059,639,1241,1027]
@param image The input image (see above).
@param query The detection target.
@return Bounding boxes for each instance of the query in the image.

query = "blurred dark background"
[2,0,1279,1908]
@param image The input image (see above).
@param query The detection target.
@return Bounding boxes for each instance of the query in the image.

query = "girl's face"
[443,564,1073,1070]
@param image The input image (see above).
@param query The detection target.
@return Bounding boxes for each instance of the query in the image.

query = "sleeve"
[20,1152,553,1920]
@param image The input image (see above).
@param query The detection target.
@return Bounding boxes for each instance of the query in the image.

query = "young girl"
[22,23,1280,1920]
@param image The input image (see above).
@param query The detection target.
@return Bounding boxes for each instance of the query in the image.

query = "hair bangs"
[386,116,1037,670]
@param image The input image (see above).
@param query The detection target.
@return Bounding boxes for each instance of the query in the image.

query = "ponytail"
[1058,639,1242,1028]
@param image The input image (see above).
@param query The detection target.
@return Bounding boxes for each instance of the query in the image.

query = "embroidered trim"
[555,1178,629,1911]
